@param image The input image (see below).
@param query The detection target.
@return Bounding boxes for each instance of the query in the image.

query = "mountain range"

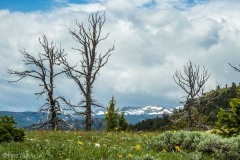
[93,105,172,115]
[0,105,176,128]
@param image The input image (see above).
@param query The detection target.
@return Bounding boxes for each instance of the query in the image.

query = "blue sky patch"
[143,0,157,8]
[0,0,89,12]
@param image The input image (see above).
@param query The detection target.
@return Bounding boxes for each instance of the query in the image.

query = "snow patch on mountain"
[93,105,173,116]
[95,110,105,115]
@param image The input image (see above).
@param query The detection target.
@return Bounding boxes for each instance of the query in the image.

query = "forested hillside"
[131,82,239,131]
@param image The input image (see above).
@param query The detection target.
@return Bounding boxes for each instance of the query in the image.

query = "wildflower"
[74,131,77,135]
[175,145,181,152]
[135,144,141,151]
[95,143,100,148]
[118,154,122,158]
[78,141,84,145]
[173,130,176,133]
[67,139,74,142]
[121,131,124,133]
[162,149,167,152]
[128,154,133,158]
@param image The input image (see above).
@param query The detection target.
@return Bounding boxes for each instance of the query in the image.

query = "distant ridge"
[0,105,177,128]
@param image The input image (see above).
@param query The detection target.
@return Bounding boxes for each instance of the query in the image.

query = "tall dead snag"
[62,12,114,131]
[8,36,71,130]
[173,61,210,130]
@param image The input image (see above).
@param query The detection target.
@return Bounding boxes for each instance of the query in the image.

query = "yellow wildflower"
[175,145,181,152]
[78,141,84,145]
[74,131,77,135]
[162,149,167,152]
[173,130,176,133]
[135,144,141,151]
[128,154,133,158]
[118,154,123,158]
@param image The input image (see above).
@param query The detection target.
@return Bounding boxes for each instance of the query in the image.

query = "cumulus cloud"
[1,0,240,111]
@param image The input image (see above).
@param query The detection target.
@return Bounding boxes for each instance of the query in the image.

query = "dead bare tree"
[62,12,114,131]
[8,35,73,130]
[173,61,210,130]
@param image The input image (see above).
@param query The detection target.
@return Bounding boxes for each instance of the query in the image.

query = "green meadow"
[0,130,221,160]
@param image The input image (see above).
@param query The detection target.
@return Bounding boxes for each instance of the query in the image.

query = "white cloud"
[1,0,240,111]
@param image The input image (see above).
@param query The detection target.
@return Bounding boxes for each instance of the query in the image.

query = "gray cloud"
[1,0,240,111]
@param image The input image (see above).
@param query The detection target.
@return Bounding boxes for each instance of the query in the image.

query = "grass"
[0,130,209,160]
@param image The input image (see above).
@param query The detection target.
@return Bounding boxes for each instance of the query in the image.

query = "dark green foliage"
[215,87,240,137]
[105,97,119,131]
[0,116,25,142]
[130,114,172,131]
[208,82,238,123]
[171,82,239,131]
[147,131,240,159]
[198,82,238,127]
[105,97,128,131]
[118,112,128,131]
[0,126,12,142]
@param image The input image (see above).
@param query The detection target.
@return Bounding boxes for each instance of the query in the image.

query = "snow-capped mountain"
[0,106,177,128]
[93,105,172,116]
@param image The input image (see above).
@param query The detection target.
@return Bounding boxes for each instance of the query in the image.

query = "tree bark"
[8,35,69,130]
[62,12,114,131]
[173,61,210,130]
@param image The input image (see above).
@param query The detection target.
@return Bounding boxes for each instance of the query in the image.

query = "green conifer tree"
[105,97,119,131]
[215,88,240,136]
[119,112,128,131]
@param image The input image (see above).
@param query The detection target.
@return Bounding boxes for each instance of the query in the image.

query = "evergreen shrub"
[0,116,25,142]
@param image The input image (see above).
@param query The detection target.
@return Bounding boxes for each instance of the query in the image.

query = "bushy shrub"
[197,135,240,159]
[147,131,240,159]
[0,126,12,142]
[147,131,204,152]
[0,116,25,142]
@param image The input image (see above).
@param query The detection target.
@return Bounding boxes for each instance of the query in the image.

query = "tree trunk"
[85,81,92,131]
[51,100,58,131]
[52,109,58,131]
[85,105,91,131]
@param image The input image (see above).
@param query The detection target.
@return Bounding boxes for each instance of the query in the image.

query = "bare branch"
[8,35,72,130]
[173,60,210,130]
[63,12,114,131]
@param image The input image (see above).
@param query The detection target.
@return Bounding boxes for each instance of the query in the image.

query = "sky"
[1,0,240,112]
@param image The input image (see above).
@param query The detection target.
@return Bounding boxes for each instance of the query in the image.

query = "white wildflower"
[95,143,100,148]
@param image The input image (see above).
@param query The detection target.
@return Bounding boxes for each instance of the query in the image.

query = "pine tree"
[105,97,119,131]
[215,88,240,136]
[119,112,128,131]
[105,97,128,131]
